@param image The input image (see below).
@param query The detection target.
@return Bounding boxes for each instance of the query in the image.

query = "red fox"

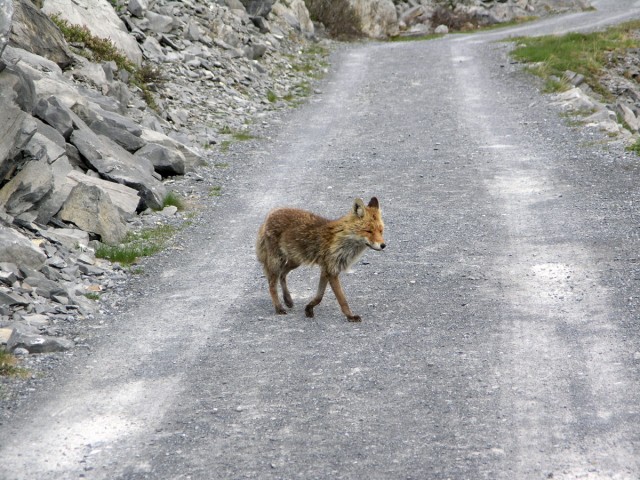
[256,197,385,322]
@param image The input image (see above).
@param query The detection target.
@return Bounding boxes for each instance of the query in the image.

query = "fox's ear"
[368,197,379,209]
[353,198,366,218]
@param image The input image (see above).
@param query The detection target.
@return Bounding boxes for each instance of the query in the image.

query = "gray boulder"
[33,117,66,150]
[9,0,74,69]
[65,170,140,217]
[226,0,247,12]
[23,131,66,163]
[87,120,146,152]
[0,0,13,59]
[42,0,142,66]
[348,0,398,38]
[72,104,143,137]
[0,290,30,307]
[23,275,68,299]
[0,159,54,217]
[0,102,38,180]
[34,155,74,225]
[145,11,175,34]
[0,226,46,270]
[271,0,314,37]
[5,131,74,224]
[128,0,149,18]
[0,63,37,113]
[33,96,75,140]
[38,227,89,250]
[1,45,63,78]
[140,128,205,172]
[7,324,74,353]
[70,125,166,210]
[241,0,274,17]
[134,142,186,177]
[58,183,129,244]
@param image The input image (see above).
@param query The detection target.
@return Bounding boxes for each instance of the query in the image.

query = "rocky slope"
[0,0,330,360]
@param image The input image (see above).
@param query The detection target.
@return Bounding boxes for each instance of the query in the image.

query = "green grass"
[232,131,256,141]
[217,126,257,151]
[389,33,445,43]
[267,90,278,103]
[209,186,222,197]
[84,292,100,301]
[49,14,161,109]
[0,350,28,377]
[95,224,177,266]
[220,140,231,153]
[626,137,640,155]
[50,13,134,70]
[510,20,640,97]
[162,191,185,211]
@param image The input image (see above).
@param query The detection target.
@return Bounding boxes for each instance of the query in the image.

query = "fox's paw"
[304,305,315,318]
[284,297,294,308]
[275,306,287,315]
[347,315,361,322]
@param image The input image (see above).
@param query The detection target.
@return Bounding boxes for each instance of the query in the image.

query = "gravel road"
[2,1,640,478]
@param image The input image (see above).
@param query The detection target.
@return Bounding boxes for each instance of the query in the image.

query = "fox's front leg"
[328,275,361,322]
[305,274,328,318]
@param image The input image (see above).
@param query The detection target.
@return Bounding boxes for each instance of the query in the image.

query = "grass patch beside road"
[0,350,27,378]
[95,224,177,266]
[510,20,640,96]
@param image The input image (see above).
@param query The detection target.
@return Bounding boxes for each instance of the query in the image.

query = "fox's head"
[352,197,386,251]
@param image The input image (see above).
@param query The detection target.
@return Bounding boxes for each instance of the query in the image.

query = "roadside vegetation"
[304,0,362,39]
[509,20,640,96]
[162,191,185,211]
[0,350,27,378]
[95,224,178,266]
[49,14,163,109]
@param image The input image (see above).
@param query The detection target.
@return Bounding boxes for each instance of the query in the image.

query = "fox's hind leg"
[266,270,287,315]
[280,268,295,308]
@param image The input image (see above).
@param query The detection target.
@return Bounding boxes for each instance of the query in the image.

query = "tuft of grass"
[209,186,222,197]
[84,292,100,301]
[267,90,278,103]
[218,125,258,150]
[95,224,177,266]
[232,131,256,141]
[162,191,185,211]
[305,0,362,39]
[626,137,640,155]
[0,350,28,377]
[510,21,640,99]
[542,75,571,93]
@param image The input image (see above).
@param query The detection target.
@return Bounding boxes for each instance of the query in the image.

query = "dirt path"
[2,2,640,478]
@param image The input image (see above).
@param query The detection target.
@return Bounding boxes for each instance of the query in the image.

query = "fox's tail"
[255,223,268,265]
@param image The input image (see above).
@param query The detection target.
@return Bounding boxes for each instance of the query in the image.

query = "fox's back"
[257,208,330,266]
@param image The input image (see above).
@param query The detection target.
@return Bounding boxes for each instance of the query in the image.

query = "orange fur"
[256,197,385,321]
